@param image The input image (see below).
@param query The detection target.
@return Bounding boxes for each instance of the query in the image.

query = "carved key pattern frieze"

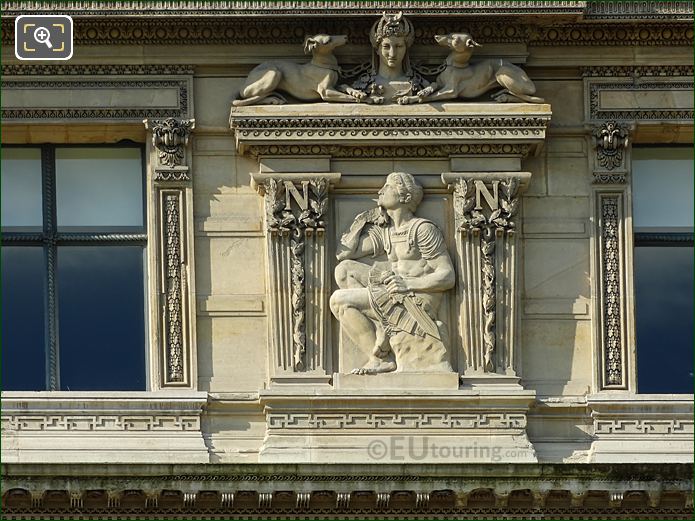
[264,178,329,371]
[268,412,527,430]
[453,178,519,372]
[595,419,694,435]
[1,415,200,432]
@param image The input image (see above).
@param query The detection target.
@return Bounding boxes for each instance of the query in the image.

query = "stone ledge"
[230,103,552,155]
[1,391,209,464]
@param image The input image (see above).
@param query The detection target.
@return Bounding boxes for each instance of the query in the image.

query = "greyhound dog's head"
[434,33,482,59]
[303,34,349,55]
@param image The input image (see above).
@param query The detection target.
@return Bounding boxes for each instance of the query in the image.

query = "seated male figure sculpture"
[330,172,456,374]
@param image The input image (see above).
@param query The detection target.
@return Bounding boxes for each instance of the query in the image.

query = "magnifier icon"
[33,26,53,49]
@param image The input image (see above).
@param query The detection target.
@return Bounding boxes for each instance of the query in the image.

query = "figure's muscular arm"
[386,254,455,293]
[337,233,375,261]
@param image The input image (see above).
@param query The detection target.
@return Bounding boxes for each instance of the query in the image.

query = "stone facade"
[1,2,693,519]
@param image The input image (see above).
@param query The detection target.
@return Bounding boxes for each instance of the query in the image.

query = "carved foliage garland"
[601,196,623,386]
[454,178,519,371]
[593,121,629,171]
[164,193,184,382]
[263,178,329,371]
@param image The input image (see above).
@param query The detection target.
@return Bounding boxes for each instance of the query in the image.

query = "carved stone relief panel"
[252,172,340,385]
[144,118,197,388]
[232,12,543,107]
[443,172,530,385]
[330,173,456,379]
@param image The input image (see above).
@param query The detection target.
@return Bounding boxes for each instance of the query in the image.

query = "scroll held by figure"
[232,12,543,106]
[330,173,456,375]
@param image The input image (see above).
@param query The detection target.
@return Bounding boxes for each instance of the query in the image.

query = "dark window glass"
[1,247,47,391]
[634,246,694,393]
[1,145,147,391]
[633,147,694,394]
[58,246,146,391]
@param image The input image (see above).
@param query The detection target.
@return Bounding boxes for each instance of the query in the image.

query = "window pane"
[1,148,43,229]
[635,246,694,393]
[55,147,143,230]
[633,147,694,229]
[57,246,146,391]
[2,247,46,390]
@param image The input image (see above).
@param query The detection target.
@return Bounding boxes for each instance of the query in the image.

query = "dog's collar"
[313,62,341,72]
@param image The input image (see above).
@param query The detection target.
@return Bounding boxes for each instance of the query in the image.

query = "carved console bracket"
[443,172,531,386]
[590,122,633,390]
[592,120,630,182]
[144,118,197,388]
[252,172,341,385]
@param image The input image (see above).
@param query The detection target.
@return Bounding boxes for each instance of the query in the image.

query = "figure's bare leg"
[330,288,377,349]
[329,287,397,375]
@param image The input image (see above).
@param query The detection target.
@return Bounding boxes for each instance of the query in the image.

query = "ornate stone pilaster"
[590,121,633,390]
[443,172,531,384]
[144,117,197,388]
[252,172,341,385]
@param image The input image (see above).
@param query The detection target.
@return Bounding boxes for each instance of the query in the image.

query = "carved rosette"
[144,118,196,388]
[257,175,335,382]
[449,175,522,376]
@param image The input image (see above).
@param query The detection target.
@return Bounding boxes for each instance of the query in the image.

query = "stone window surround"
[591,118,694,394]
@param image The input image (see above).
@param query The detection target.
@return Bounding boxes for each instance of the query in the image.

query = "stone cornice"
[2,463,692,517]
[1,18,693,47]
[3,1,692,21]
[230,103,552,157]
[0,1,589,18]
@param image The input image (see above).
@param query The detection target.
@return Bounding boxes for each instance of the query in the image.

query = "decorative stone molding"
[3,463,692,518]
[246,143,532,159]
[585,1,694,20]
[144,118,197,389]
[588,395,695,463]
[252,172,340,385]
[1,64,195,75]
[267,412,527,430]
[581,65,694,78]
[530,23,693,46]
[230,104,551,156]
[593,121,629,172]
[0,392,209,463]
[0,1,589,17]
[444,172,530,381]
[2,77,192,122]
[586,78,694,122]
[259,389,537,463]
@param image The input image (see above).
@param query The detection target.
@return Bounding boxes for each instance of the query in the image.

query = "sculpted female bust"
[351,12,429,105]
